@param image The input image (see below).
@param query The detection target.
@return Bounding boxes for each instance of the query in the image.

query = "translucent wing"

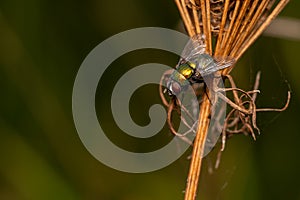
[178,33,235,77]
[179,34,206,63]
[200,57,236,77]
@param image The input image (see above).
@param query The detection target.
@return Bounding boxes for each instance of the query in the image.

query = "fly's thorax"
[176,63,195,79]
[169,62,196,88]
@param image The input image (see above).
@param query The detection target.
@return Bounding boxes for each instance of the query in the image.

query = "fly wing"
[200,57,235,77]
[179,34,206,63]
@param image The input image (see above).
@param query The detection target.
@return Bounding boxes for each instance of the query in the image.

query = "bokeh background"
[0,0,300,200]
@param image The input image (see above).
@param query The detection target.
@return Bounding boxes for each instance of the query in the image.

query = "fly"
[165,35,235,96]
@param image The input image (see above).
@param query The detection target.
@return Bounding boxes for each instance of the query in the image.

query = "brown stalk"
[169,1,291,200]
[236,0,290,60]
[229,0,260,58]
[214,0,230,55]
[220,0,240,56]
[205,0,212,54]
[223,0,251,56]
[183,1,213,199]
[230,0,271,59]
[181,0,196,36]
[200,0,210,53]
[175,0,194,36]
[184,94,211,200]
[190,0,201,34]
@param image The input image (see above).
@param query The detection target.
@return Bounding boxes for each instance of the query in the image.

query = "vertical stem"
[229,0,260,58]
[181,0,196,36]
[220,0,240,57]
[232,0,270,56]
[236,0,290,60]
[214,0,230,56]
[200,0,209,53]
[184,95,211,200]
[205,0,212,54]
[223,0,251,56]
[173,1,290,200]
[175,0,194,36]
[190,0,201,35]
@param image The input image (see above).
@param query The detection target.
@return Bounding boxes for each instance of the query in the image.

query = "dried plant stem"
[170,1,290,200]
[236,0,290,60]
[184,95,211,200]
[182,1,213,199]
[229,0,260,57]
[175,0,194,36]
[223,0,251,56]
[190,0,201,34]
[205,0,212,54]
[220,0,240,56]
[200,0,209,53]
[214,0,230,55]
[230,0,271,60]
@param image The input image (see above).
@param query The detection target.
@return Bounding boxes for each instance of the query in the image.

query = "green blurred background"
[0,0,300,200]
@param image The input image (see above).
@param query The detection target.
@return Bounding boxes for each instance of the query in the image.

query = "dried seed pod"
[170,1,290,200]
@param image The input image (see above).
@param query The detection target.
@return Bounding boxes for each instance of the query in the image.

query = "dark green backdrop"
[0,0,299,199]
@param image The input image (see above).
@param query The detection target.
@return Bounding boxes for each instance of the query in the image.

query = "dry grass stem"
[184,95,211,200]
[161,1,291,199]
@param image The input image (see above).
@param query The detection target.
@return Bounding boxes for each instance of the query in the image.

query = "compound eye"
[171,81,181,95]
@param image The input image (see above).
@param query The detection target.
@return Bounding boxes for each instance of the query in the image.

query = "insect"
[165,35,235,96]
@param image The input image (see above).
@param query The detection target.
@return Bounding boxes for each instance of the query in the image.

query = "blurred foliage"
[0,0,300,200]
